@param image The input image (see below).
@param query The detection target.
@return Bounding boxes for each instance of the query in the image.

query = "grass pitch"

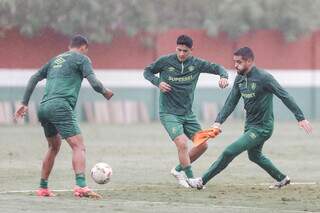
[0,120,319,213]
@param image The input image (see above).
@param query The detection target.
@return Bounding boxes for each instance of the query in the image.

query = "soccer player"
[187,47,313,190]
[15,35,114,198]
[143,35,229,187]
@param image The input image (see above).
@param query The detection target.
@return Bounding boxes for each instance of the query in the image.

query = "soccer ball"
[90,162,112,184]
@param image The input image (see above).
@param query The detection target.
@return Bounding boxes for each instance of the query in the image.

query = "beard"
[236,68,247,75]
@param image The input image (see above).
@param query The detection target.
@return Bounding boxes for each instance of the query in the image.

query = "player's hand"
[14,104,28,120]
[103,89,114,100]
[218,78,229,89]
[211,122,221,130]
[159,82,172,93]
[298,119,312,134]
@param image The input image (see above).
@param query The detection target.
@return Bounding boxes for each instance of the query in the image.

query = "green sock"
[183,165,194,178]
[175,164,183,172]
[40,178,48,189]
[75,173,87,187]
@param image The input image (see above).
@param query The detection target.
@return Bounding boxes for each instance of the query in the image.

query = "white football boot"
[187,177,204,190]
[170,168,190,188]
[269,176,290,189]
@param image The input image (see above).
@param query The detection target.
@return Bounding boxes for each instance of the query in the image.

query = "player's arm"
[86,74,113,100]
[264,74,312,133]
[81,56,113,100]
[143,57,171,93]
[15,64,48,119]
[192,76,235,147]
[215,78,241,125]
[199,60,229,88]
[143,62,161,87]
[192,72,234,146]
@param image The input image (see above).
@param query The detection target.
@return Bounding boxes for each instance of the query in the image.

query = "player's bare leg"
[170,134,193,187]
[37,134,61,197]
[189,141,208,163]
[41,134,61,180]
[66,134,86,174]
[180,141,208,190]
[174,134,191,169]
[66,134,102,199]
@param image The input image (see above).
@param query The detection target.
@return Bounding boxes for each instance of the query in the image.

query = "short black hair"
[234,47,254,60]
[176,35,193,48]
[70,34,89,48]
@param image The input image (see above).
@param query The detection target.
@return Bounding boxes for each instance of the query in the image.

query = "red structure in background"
[1,28,320,69]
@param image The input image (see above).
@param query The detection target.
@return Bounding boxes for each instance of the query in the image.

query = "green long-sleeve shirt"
[215,66,305,130]
[144,53,228,115]
[22,51,106,109]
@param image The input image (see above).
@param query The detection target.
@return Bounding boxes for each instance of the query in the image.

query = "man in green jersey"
[187,47,313,190]
[144,35,229,188]
[15,35,114,198]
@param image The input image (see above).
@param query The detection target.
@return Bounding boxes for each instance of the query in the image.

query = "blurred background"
[0,0,319,124]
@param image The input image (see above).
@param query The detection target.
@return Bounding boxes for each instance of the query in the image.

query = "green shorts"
[37,99,81,139]
[159,113,202,141]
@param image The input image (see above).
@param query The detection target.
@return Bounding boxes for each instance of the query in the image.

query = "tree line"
[1,0,319,43]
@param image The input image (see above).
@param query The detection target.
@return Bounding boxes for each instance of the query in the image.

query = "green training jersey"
[144,53,228,115]
[36,51,94,109]
[215,66,305,130]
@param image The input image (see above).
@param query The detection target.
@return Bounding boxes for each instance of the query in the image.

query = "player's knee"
[248,153,262,163]
[49,144,60,154]
[69,140,85,152]
[67,135,86,151]
[52,146,60,154]
[75,143,86,152]
[174,137,188,151]
[177,142,188,152]
[248,155,258,162]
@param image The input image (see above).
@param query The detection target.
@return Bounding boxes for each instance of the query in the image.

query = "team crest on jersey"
[251,82,256,91]
[188,66,195,72]
[168,67,175,72]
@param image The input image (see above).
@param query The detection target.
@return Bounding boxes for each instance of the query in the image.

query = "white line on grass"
[0,188,106,194]
[231,182,317,186]
[91,200,319,213]
[0,182,317,194]
[0,194,313,213]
